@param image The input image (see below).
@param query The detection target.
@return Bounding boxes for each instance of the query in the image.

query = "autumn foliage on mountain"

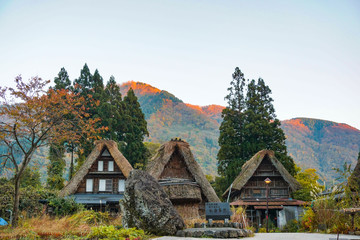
[121,81,360,180]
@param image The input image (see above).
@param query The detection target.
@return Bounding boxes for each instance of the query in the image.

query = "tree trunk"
[12,174,21,227]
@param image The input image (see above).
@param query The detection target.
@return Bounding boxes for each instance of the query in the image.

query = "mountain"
[2,81,358,183]
[120,81,222,175]
[282,118,360,181]
[121,81,360,181]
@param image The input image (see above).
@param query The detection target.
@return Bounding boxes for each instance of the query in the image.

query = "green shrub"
[87,225,145,239]
[0,179,58,221]
[68,210,110,225]
[48,196,84,216]
[282,219,300,232]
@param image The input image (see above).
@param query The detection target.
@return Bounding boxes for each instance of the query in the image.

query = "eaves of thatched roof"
[223,150,301,198]
[59,140,133,197]
[146,140,220,202]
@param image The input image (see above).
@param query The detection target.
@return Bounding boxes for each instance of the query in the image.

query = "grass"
[0,210,130,239]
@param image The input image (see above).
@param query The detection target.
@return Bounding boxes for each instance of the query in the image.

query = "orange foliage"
[282,118,310,133]
[120,81,161,96]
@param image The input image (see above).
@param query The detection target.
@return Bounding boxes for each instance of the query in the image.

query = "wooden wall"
[75,147,126,194]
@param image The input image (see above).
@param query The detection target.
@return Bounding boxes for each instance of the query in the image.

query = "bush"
[301,206,315,232]
[0,179,58,221]
[68,210,110,225]
[87,225,145,239]
[48,196,84,216]
[231,206,249,228]
[282,219,300,232]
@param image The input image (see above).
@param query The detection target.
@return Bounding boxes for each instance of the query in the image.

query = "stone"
[176,230,185,237]
[194,223,201,228]
[228,229,238,238]
[120,170,185,235]
[193,231,202,237]
[355,231,360,235]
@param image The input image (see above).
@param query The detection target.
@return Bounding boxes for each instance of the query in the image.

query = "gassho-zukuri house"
[223,150,306,229]
[147,139,220,220]
[59,140,133,212]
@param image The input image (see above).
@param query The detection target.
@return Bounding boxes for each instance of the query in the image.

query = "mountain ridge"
[120,81,360,180]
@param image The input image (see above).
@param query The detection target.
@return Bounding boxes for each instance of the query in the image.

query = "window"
[118,179,125,192]
[108,161,114,171]
[99,179,112,191]
[102,149,111,156]
[98,161,103,171]
[86,179,93,192]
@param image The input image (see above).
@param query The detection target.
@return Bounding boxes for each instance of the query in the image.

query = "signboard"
[205,202,232,220]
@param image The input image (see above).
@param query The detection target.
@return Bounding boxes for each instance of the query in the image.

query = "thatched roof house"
[147,139,219,219]
[224,150,301,198]
[225,149,303,229]
[60,140,133,212]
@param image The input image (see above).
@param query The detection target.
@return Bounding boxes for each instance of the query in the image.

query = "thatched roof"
[223,150,301,198]
[59,140,133,197]
[146,139,220,202]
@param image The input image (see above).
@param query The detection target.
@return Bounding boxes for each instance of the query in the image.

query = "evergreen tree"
[47,67,70,187]
[73,64,96,168]
[217,68,295,193]
[122,88,149,168]
[244,78,295,175]
[53,67,72,91]
[217,68,247,187]
[100,76,125,141]
[47,144,66,189]
[73,63,93,95]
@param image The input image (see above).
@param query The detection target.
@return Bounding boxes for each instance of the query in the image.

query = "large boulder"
[120,170,185,235]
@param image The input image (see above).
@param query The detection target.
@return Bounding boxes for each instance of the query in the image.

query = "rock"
[120,170,185,235]
[176,230,185,237]
[355,231,360,235]
[228,229,238,238]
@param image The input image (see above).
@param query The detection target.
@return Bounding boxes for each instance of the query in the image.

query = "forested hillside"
[121,81,360,181]
[282,118,360,181]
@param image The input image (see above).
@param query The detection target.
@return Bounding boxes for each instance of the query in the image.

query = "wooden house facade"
[59,140,133,212]
[147,139,220,220]
[224,150,305,229]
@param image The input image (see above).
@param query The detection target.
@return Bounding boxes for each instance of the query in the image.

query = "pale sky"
[0,0,359,129]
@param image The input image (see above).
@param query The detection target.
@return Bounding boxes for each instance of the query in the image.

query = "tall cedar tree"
[73,64,99,168]
[244,78,295,174]
[218,68,247,188]
[100,76,126,141]
[122,88,149,168]
[217,68,295,192]
[47,68,70,189]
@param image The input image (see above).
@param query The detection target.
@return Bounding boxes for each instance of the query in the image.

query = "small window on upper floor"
[98,161,104,171]
[108,161,114,171]
[102,149,111,157]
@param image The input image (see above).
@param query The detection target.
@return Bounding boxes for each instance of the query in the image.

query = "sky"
[0,0,359,129]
